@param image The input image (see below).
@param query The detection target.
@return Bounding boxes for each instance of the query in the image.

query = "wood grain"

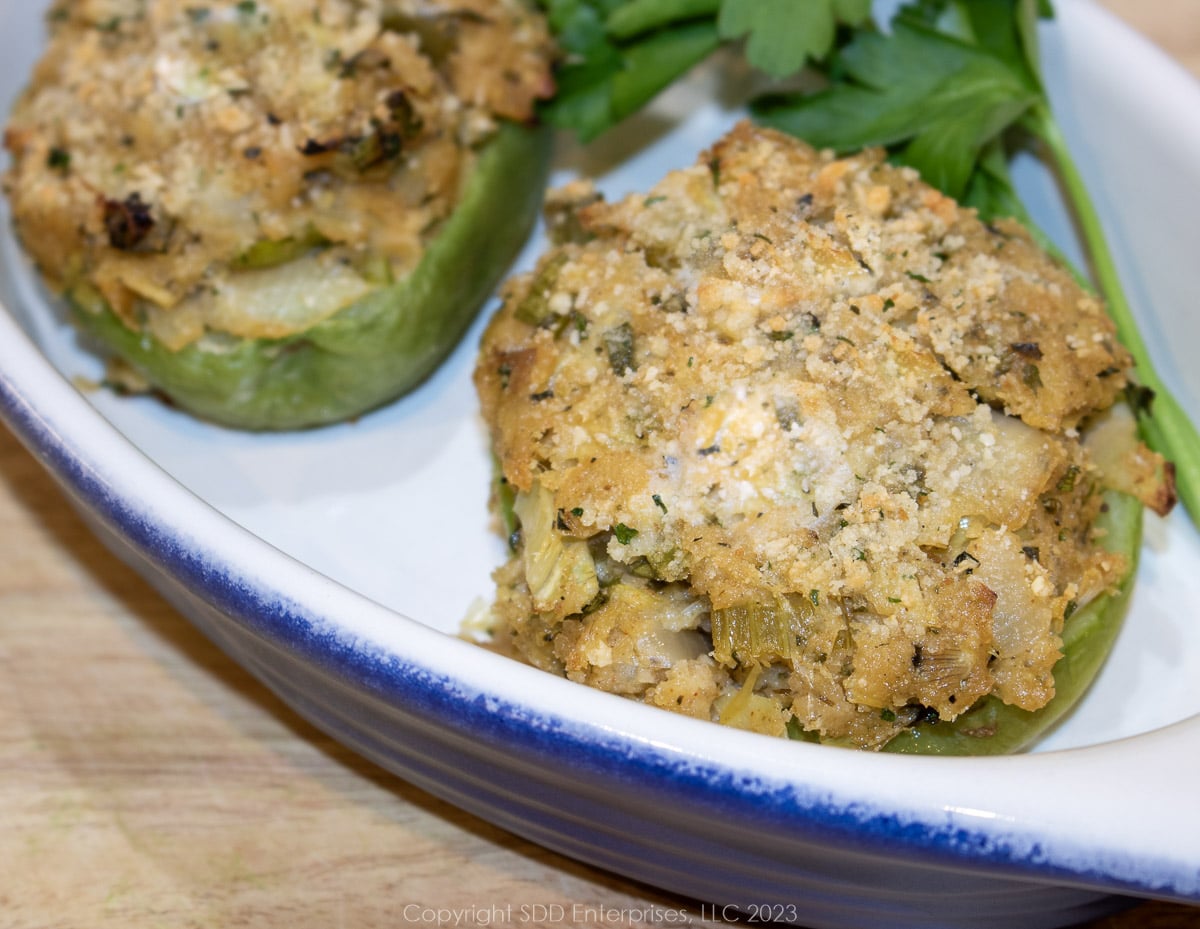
[1,3,1197,927]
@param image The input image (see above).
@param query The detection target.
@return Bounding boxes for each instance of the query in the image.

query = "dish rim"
[3,250,1199,903]
[0,0,1198,907]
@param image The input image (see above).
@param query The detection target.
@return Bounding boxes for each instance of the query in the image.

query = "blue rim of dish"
[3,357,1198,907]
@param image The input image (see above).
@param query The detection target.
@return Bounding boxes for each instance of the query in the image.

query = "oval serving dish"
[2,2,1199,928]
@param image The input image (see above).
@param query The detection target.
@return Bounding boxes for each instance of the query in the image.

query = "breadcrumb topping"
[4,0,554,348]
[476,123,1168,749]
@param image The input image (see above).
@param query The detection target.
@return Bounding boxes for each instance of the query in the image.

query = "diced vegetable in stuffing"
[475,123,1174,751]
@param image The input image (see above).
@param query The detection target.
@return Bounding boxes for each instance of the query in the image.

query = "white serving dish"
[1,2,1198,926]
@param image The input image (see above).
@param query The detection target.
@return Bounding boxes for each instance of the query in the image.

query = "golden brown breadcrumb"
[475,122,1170,749]
[4,0,554,349]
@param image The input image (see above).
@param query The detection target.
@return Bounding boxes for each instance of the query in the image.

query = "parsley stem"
[606,0,720,40]
[1025,104,1199,521]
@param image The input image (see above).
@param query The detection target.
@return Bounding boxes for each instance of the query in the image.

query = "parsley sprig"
[536,0,870,140]
[536,0,1198,520]
[754,4,1043,205]
[1027,104,1199,520]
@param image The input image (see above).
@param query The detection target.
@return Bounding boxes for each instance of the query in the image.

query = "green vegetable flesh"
[711,595,814,666]
[881,491,1141,755]
[512,482,599,616]
[494,464,519,547]
[230,224,330,271]
[69,121,552,430]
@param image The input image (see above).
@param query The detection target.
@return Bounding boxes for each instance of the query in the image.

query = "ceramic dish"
[2,2,1199,927]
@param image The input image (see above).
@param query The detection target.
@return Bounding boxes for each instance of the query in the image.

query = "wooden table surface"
[2,3,1197,927]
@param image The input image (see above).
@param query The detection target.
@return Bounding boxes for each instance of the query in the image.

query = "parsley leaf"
[961,138,1031,230]
[538,0,719,140]
[717,0,870,78]
[899,0,1049,84]
[536,0,868,141]
[752,16,1040,199]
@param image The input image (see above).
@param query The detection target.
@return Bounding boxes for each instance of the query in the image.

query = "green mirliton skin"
[880,491,1141,755]
[68,121,552,431]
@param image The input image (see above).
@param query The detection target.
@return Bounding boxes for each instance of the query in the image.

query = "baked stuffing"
[4,0,554,351]
[475,122,1173,750]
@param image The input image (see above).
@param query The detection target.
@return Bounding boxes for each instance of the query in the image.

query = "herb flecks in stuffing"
[3,0,555,348]
[475,124,1173,750]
